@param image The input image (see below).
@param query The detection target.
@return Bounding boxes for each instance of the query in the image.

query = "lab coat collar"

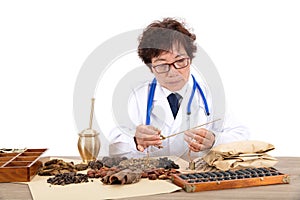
[151,84,175,127]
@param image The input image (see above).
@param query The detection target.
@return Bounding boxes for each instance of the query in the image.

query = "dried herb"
[47,172,89,185]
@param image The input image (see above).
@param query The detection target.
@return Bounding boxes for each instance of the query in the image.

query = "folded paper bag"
[212,154,278,171]
[200,140,278,171]
[204,140,275,165]
[215,140,274,155]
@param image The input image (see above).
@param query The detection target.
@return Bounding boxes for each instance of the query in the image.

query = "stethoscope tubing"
[146,78,156,125]
[146,74,209,125]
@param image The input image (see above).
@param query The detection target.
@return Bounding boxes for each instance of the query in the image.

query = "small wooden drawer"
[0,148,47,182]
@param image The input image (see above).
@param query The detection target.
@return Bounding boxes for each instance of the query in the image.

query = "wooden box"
[172,167,290,192]
[0,148,47,182]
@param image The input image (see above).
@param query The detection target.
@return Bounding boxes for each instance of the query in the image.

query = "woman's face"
[151,46,190,92]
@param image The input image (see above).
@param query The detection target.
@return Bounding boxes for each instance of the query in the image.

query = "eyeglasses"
[152,57,190,74]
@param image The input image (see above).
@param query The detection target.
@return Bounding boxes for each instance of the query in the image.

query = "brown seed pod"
[148,173,157,180]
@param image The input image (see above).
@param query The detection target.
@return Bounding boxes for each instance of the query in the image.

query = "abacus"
[172,167,290,192]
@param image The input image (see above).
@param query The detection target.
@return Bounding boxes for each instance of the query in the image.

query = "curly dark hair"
[138,18,197,68]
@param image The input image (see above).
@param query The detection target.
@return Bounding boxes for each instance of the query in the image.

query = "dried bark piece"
[102,169,142,185]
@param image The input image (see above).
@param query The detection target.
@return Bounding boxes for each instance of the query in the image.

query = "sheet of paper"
[28,175,181,200]
[27,156,182,200]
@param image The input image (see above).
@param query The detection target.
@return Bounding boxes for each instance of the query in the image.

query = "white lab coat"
[108,74,250,160]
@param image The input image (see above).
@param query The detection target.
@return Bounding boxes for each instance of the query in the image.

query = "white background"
[0,0,299,157]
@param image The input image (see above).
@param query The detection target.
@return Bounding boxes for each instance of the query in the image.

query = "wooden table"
[0,157,299,200]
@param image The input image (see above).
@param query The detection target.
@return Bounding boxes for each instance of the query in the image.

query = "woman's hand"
[184,128,215,152]
[134,125,162,152]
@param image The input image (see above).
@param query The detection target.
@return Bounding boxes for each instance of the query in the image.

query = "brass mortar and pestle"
[77,98,101,164]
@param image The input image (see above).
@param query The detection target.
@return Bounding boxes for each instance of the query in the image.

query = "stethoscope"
[146,74,210,125]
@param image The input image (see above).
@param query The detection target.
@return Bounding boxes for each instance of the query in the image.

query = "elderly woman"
[108,18,249,161]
